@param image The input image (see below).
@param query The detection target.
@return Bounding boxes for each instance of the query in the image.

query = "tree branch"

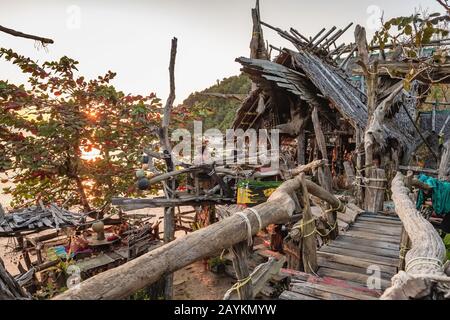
[0,25,54,44]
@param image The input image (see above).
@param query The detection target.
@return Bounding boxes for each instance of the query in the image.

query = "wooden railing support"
[300,173,318,274]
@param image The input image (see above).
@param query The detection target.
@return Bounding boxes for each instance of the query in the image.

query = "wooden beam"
[398,165,438,176]
[439,140,450,181]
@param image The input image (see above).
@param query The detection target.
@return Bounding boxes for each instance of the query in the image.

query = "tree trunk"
[73,175,91,212]
[159,37,178,300]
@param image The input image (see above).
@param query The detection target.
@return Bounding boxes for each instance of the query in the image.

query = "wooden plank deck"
[279,212,402,300]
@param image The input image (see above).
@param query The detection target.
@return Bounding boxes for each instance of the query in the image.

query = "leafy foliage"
[371,12,449,53]
[180,74,251,131]
[0,48,189,210]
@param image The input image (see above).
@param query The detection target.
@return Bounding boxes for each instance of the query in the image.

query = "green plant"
[180,74,251,131]
[207,256,226,273]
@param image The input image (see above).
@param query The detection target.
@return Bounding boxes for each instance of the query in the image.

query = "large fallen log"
[381,172,450,300]
[54,174,340,300]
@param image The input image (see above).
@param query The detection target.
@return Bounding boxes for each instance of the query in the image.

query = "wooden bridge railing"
[381,172,450,299]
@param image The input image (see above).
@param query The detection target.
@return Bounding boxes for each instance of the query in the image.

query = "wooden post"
[224,257,285,300]
[229,242,253,300]
[311,107,332,192]
[343,161,355,189]
[159,37,178,300]
[365,168,386,213]
[311,106,337,239]
[297,130,306,165]
[250,0,268,92]
[300,173,318,274]
[439,140,450,181]
[364,61,378,167]
[219,205,252,300]
[355,128,364,207]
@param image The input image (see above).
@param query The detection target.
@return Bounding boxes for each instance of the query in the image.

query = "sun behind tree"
[0,49,189,212]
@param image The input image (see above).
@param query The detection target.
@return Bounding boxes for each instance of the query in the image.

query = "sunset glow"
[80,146,101,161]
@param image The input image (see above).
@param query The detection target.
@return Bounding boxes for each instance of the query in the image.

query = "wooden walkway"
[280,212,403,300]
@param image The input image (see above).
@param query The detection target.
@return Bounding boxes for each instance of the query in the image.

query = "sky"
[0,0,445,104]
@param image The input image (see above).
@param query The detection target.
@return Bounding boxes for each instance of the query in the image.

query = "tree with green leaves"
[0,48,189,212]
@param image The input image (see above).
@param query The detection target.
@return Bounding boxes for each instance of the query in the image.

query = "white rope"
[406,257,443,272]
[236,212,253,247]
[246,207,263,231]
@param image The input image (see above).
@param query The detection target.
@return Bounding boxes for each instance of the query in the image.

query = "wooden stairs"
[280,211,403,300]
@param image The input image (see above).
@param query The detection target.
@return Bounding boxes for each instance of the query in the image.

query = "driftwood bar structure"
[1,1,449,301]
[52,1,450,301]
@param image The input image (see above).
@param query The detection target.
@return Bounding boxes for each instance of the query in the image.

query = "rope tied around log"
[290,199,343,239]
[235,207,263,247]
[406,257,444,273]
[399,245,411,260]
[226,260,270,299]
[324,199,345,213]
[292,216,338,238]
[229,275,252,300]
[353,182,387,190]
